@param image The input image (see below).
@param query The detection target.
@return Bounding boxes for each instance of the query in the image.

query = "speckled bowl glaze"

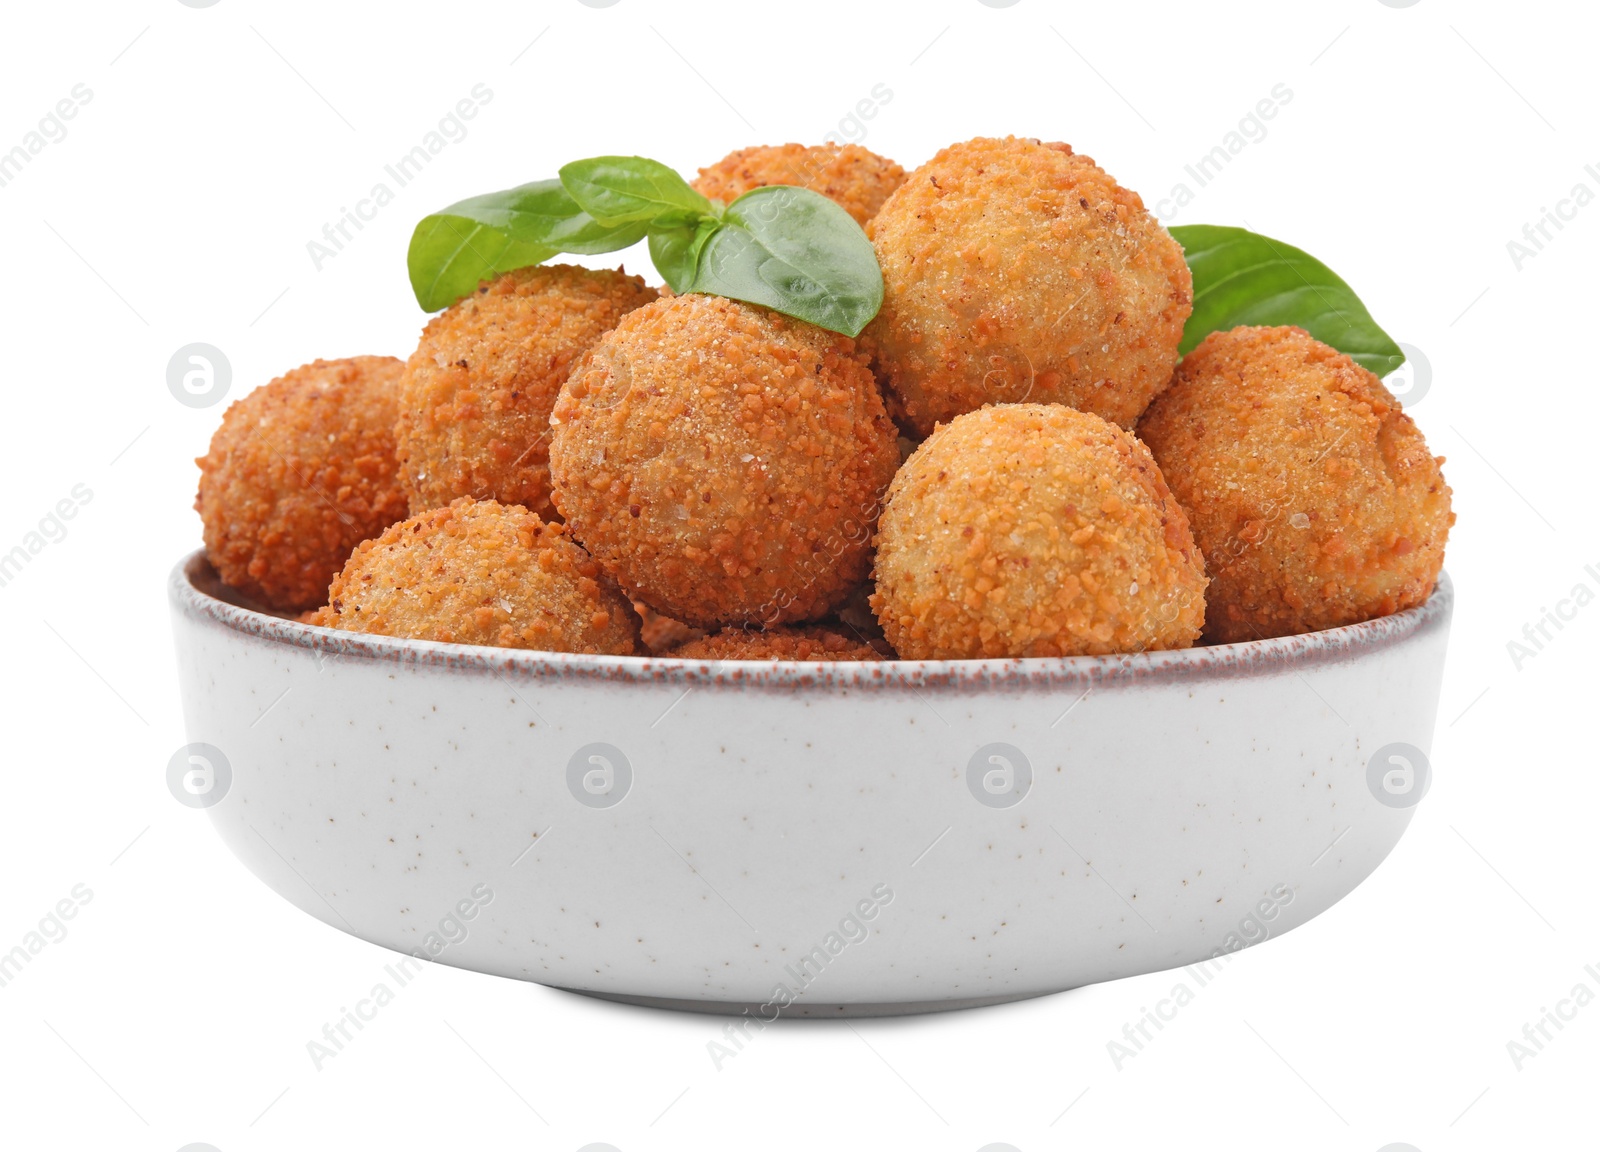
[169,552,1451,1017]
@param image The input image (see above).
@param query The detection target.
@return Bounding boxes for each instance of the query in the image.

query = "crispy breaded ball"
[317,498,639,653]
[872,403,1206,659]
[1138,326,1453,643]
[668,625,883,662]
[861,136,1192,437]
[196,356,407,612]
[549,294,901,629]
[692,143,907,226]
[395,264,657,519]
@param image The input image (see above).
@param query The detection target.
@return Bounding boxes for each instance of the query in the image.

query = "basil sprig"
[408,161,1392,360]
[407,155,884,337]
[1170,224,1404,378]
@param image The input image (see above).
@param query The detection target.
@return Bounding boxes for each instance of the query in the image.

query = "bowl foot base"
[550,985,1058,1018]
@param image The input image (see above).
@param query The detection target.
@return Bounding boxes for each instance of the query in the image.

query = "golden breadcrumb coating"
[549,294,901,628]
[1138,326,1453,643]
[667,625,883,662]
[872,403,1207,659]
[861,136,1192,436]
[196,356,407,612]
[692,143,907,226]
[395,264,657,519]
[317,498,639,653]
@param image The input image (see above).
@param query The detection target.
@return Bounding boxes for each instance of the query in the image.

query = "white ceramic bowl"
[169,552,1451,1017]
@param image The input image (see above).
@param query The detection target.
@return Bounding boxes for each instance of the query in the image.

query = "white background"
[0,0,1593,1149]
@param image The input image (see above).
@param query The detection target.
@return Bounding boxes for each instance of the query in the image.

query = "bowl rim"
[170,551,1451,692]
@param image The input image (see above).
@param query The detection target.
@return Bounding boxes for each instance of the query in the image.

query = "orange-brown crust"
[549,294,901,629]
[634,602,706,654]
[667,624,884,662]
[395,264,657,520]
[1138,326,1453,643]
[692,143,907,226]
[872,403,1207,659]
[195,356,408,612]
[861,136,1192,436]
[317,498,639,653]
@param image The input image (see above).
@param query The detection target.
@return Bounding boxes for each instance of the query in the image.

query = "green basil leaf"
[647,217,722,293]
[408,215,555,313]
[407,179,646,312]
[1170,224,1404,378]
[559,156,718,228]
[683,185,883,337]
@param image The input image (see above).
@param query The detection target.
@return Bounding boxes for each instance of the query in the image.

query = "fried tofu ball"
[692,143,907,226]
[667,624,884,662]
[861,136,1192,437]
[315,498,638,653]
[549,294,901,629]
[395,264,657,519]
[196,356,407,612]
[1138,326,1452,643]
[872,403,1206,659]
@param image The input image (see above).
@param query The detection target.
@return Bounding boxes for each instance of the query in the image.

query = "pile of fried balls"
[194,136,1453,662]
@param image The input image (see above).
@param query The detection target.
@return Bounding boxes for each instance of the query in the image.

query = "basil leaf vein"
[1172,223,1404,377]
[559,156,717,228]
[682,185,883,337]
[406,179,644,311]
